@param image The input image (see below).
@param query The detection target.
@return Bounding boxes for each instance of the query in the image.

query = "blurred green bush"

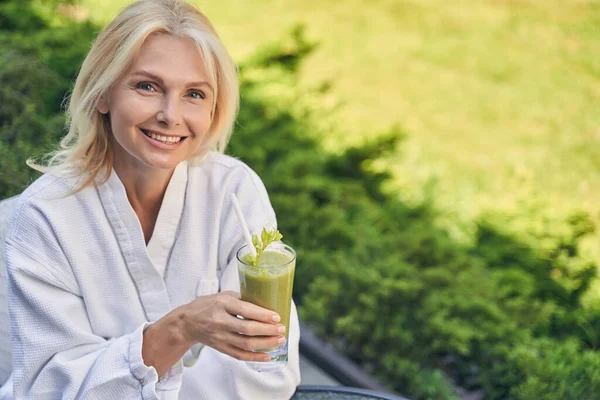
[1,1,599,399]
[0,0,97,197]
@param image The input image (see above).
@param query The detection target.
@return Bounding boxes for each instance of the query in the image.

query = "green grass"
[81,0,600,205]
[79,0,600,248]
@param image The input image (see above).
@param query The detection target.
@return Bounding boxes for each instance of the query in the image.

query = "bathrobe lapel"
[96,161,188,322]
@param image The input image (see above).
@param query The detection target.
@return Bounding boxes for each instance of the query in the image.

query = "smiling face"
[97,33,215,174]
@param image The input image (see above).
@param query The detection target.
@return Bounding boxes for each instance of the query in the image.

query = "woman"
[5,0,301,398]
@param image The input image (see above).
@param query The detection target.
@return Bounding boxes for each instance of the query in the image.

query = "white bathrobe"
[5,152,301,399]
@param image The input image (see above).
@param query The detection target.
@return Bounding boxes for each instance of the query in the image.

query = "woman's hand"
[142,290,285,377]
[180,290,286,362]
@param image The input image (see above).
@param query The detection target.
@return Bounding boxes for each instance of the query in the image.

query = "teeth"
[147,131,182,143]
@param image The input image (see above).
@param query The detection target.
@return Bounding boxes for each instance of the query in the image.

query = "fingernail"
[272,314,281,323]
[277,337,286,345]
[278,325,286,334]
[262,356,271,362]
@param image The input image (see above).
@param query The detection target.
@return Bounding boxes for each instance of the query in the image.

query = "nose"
[156,93,182,127]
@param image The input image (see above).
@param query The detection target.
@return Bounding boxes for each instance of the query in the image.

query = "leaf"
[261,227,269,249]
[250,227,284,266]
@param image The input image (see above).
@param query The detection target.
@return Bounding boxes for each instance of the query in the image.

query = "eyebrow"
[132,70,214,92]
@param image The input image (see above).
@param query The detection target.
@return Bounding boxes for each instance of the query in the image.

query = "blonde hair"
[28,0,239,191]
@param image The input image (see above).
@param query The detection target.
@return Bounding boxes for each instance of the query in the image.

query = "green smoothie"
[239,248,296,339]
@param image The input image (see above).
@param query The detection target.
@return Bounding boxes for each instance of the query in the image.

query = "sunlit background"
[1,0,599,399]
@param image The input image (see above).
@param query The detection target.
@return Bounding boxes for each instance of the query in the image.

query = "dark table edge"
[295,385,409,400]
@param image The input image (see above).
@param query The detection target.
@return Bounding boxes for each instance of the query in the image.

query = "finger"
[228,314,286,337]
[219,343,271,362]
[224,298,280,324]
[227,331,286,352]
[220,290,241,300]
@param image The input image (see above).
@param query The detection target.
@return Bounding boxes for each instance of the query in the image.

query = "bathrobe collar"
[96,161,188,321]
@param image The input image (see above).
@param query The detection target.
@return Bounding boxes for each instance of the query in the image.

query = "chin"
[139,155,185,171]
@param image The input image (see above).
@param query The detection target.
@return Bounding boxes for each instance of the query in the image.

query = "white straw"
[230,193,257,257]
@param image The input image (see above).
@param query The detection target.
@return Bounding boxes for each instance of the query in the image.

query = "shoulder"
[17,171,88,202]
[189,151,271,203]
[7,173,92,242]
[187,152,276,225]
[193,151,261,180]
[5,175,82,291]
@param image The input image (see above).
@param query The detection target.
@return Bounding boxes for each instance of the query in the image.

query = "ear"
[97,94,109,114]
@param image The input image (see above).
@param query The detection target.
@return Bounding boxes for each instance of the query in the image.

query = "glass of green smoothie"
[237,242,296,372]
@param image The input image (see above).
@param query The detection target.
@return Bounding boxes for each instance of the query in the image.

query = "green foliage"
[0,1,46,31]
[0,46,63,197]
[1,2,599,399]
[244,25,317,73]
[508,338,600,400]
[230,32,600,400]
[478,336,600,400]
[0,0,96,198]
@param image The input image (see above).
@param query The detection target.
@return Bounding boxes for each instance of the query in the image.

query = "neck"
[114,161,174,208]
[112,157,177,244]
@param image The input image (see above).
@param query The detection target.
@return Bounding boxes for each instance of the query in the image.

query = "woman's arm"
[7,239,179,400]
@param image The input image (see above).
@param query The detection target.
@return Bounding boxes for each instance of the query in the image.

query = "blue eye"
[136,82,156,92]
[189,90,206,100]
